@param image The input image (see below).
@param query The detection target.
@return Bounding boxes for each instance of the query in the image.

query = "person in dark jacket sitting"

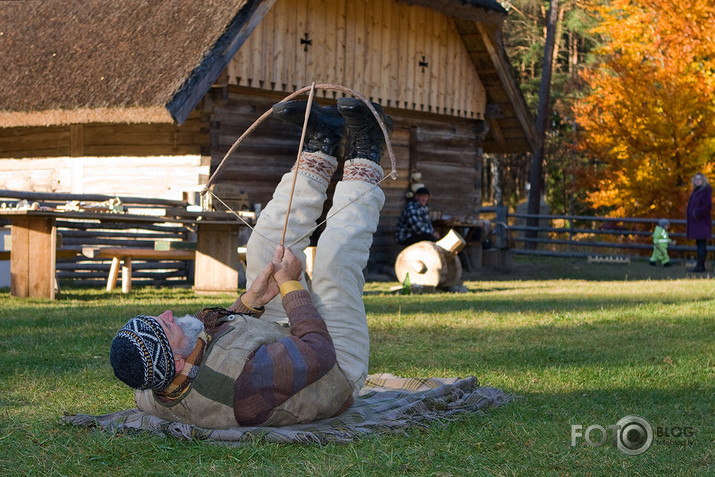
[686,172,712,273]
[109,97,392,428]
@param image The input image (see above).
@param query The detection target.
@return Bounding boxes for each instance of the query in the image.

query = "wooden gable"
[228,0,487,120]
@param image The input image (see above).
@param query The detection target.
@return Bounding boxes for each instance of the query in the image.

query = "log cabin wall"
[0,114,210,200]
[207,88,481,273]
[371,112,481,269]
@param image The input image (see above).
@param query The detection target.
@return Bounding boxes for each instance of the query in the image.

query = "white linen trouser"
[245,152,384,395]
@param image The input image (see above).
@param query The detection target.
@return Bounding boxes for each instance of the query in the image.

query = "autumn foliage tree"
[575,0,715,219]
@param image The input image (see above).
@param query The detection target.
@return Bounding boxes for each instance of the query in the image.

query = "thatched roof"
[0,0,272,127]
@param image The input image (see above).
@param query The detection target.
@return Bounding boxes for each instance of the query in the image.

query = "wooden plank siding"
[227,0,487,120]
[0,155,210,200]
[0,127,71,158]
[0,112,209,199]
[56,218,193,287]
[0,114,207,159]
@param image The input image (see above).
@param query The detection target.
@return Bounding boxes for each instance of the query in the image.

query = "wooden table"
[435,219,487,244]
[0,209,247,299]
[434,219,488,273]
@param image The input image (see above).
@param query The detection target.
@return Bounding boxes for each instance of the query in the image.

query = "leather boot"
[690,255,706,272]
[337,97,393,163]
[272,100,347,159]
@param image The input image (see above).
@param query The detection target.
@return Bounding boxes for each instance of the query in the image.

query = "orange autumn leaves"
[575,0,715,218]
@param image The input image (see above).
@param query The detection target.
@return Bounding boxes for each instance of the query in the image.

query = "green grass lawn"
[0,257,712,476]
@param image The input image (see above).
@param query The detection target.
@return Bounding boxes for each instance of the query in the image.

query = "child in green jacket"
[650,219,673,267]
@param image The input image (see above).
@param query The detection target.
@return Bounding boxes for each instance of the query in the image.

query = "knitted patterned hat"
[110,315,176,390]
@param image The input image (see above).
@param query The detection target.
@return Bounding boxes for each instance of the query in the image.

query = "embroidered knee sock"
[293,151,338,188]
[342,158,384,185]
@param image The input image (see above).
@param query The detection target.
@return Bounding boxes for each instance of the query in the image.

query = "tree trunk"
[526,0,559,248]
[569,30,578,76]
[552,7,565,74]
[491,153,502,206]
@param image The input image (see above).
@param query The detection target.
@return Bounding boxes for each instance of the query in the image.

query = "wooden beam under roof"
[447,16,537,153]
[475,22,539,153]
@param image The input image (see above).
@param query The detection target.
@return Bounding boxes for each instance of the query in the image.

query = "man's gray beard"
[174,315,205,357]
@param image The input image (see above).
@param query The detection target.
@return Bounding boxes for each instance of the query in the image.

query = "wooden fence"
[482,206,715,263]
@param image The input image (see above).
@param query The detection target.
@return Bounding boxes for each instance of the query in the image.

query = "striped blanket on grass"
[62,374,513,445]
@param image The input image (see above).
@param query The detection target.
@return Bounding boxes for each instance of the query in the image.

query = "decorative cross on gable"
[419,56,429,73]
[300,33,312,51]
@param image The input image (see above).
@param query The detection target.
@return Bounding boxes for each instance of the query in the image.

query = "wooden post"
[194,223,240,294]
[10,216,56,299]
[107,257,120,291]
[121,257,132,294]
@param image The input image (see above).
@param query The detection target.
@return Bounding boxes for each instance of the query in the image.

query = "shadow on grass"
[53,285,205,302]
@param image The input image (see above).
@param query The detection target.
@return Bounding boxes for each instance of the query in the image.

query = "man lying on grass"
[109,97,392,429]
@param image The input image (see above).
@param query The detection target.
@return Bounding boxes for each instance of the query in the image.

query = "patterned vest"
[134,313,353,429]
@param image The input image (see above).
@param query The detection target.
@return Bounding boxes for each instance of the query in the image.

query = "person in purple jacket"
[686,172,713,273]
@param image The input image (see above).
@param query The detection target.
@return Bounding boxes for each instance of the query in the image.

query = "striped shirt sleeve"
[232,289,337,426]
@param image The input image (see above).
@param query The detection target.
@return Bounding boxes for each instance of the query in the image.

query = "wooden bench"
[1,249,81,261]
[82,247,195,293]
[1,231,81,261]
